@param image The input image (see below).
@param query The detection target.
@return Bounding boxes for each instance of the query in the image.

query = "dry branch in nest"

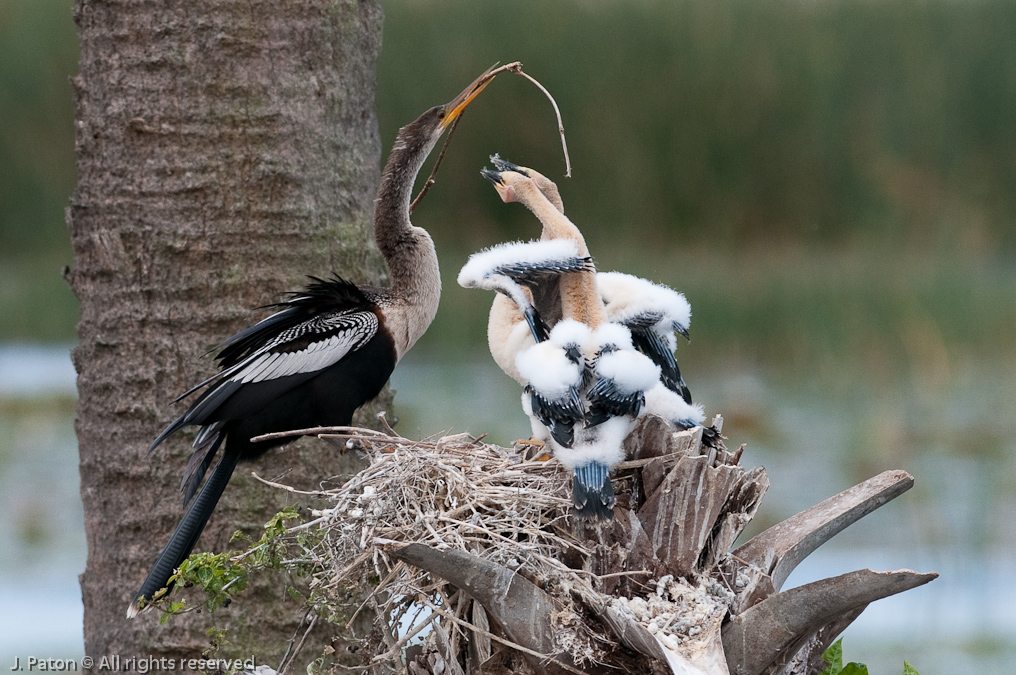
[245,417,935,675]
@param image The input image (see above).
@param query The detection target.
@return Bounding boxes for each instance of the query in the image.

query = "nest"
[266,428,612,670]
[249,416,932,675]
[248,417,751,674]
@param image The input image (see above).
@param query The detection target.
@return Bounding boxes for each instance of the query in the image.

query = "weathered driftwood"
[250,415,935,675]
[730,469,917,612]
[722,569,936,675]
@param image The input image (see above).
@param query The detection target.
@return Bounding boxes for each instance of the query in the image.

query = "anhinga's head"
[482,154,564,212]
[396,67,497,159]
[440,67,496,128]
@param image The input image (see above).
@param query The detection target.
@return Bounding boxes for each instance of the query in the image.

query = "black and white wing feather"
[584,328,662,427]
[153,308,378,449]
[627,318,691,403]
[151,276,380,500]
[597,271,693,403]
[459,239,594,342]
[515,338,586,447]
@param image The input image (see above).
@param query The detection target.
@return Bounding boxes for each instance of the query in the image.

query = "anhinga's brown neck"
[371,67,496,357]
[372,121,443,358]
[508,179,589,254]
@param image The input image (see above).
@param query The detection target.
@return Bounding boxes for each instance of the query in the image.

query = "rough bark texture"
[68,0,384,664]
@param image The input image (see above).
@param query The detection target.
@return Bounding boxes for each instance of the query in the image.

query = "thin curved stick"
[249,425,391,443]
[506,63,572,177]
[410,111,464,214]
[408,61,573,212]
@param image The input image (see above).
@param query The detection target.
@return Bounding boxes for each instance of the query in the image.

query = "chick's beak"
[489,153,529,177]
[481,167,513,203]
[480,167,503,185]
[440,65,498,129]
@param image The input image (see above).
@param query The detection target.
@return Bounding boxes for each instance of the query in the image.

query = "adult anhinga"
[127,71,494,617]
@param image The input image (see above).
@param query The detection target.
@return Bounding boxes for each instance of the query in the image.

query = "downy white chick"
[516,321,661,519]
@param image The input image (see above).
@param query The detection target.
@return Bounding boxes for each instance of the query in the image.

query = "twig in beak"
[407,61,573,214]
[410,110,463,214]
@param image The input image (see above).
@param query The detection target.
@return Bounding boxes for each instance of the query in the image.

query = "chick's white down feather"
[591,322,635,351]
[553,416,631,470]
[547,318,593,348]
[644,383,705,425]
[597,271,691,331]
[457,239,583,288]
[594,349,662,394]
[515,341,582,398]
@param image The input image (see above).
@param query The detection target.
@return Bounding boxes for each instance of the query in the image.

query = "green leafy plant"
[821,638,920,675]
[154,504,311,622]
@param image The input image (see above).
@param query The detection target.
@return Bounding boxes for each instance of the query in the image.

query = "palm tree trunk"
[67,0,384,663]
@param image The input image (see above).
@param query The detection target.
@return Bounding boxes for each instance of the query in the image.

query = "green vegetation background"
[3,0,1015,381]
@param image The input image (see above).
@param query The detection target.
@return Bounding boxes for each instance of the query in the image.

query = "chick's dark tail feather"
[572,462,615,521]
[126,444,243,618]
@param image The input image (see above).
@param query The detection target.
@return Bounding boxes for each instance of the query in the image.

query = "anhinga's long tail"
[126,445,242,618]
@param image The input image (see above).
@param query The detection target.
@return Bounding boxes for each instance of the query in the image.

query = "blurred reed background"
[2,0,1014,671]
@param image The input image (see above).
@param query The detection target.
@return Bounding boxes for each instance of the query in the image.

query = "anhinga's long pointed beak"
[440,65,498,129]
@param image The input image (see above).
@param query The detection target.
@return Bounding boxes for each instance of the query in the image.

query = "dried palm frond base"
[250,416,935,675]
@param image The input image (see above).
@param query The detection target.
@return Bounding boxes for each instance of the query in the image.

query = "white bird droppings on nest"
[612,574,733,655]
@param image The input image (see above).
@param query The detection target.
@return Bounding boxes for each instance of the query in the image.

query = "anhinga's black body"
[128,70,494,617]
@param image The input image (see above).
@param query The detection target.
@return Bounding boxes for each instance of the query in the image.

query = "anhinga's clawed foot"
[514,437,551,461]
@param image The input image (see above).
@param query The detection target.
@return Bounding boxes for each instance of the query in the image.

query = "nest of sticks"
[268,427,605,670]
[251,415,935,675]
[252,418,741,673]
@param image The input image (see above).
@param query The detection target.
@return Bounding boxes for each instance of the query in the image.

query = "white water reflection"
[2,344,1013,673]
[0,343,76,397]
[0,344,83,664]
